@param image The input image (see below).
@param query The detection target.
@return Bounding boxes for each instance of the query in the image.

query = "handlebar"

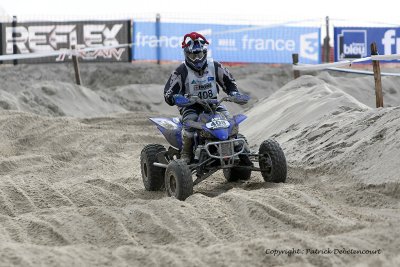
[188,95,250,113]
[191,95,248,106]
[174,94,250,111]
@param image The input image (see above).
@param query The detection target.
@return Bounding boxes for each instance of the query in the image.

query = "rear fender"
[149,117,181,130]
[149,118,182,149]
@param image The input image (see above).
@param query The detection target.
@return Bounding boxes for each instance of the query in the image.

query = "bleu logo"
[337,30,367,60]
[208,77,214,81]
[191,80,197,84]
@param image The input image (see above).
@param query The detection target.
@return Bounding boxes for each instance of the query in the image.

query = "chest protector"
[185,58,218,99]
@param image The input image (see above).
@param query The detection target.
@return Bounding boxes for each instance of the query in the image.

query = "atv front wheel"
[259,139,287,183]
[140,144,166,191]
[223,167,251,182]
[165,159,193,201]
[223,133,252,182]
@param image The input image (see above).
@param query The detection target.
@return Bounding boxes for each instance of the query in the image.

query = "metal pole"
[323,16,330,63]
[128,19,133,62]
[0,21,3,64]
[12,15,18,66]
[371,42,383,108]
[156,13,161,65]
[292,53,300,79]
[71,45,82,85]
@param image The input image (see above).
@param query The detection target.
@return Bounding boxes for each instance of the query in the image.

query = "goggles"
[187,51,205,61]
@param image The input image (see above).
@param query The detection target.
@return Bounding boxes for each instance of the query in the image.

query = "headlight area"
[199,129,214,139]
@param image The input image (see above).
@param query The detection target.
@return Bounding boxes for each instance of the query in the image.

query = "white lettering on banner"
[6,26,30,54]
[49,25,77,49]
[382,30,400,55]
[28,26,53,51]
[84,25,104,46]
[55,48,125,62]
[343,43,365,56]
[102,24,122,46]
[241,35,295,51]
[83,24,122,46]
[136,32,181,48]
[5,24,124,60]
[300,32,319,61]
[135,29,212,49]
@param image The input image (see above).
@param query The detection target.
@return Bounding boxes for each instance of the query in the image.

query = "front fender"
[233,114,247,125]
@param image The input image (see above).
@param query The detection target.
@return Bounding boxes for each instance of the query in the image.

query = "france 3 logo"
[337,30,367,60]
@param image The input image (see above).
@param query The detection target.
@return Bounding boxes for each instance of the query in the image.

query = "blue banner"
[334,27,400,62]
[132,22,321,64]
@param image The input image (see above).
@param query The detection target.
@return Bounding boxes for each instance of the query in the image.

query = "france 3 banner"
[132,22,321,64]
[0,20,130,63]
[334,27,400,62]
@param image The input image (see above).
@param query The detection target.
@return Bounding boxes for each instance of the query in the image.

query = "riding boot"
[181,132,193,164]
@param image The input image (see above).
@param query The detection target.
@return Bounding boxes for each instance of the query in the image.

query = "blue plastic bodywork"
[149,112,247,149]
[233,114,247,125]
[149,117,183,149]
[174,95,190,107]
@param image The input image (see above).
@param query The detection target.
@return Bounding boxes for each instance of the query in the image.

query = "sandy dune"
[0,62,399,266]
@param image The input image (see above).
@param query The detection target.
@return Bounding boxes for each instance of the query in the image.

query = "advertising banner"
[133,22,321,64]
[1,20,130,63]
[334,27,400,62]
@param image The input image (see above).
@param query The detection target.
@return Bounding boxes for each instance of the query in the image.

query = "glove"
[231,93,250,105]
[172,94,181,104]
[173,94,191,107]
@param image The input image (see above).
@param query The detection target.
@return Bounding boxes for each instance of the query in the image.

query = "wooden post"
[371,42,383,108]
[292,53,300,79]
[71,45,82,85]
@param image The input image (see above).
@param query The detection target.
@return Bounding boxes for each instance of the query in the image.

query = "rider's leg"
[181,108,200,163]
[181,130,194,163]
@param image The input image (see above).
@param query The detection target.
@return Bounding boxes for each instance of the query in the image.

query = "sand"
[0,62,399,267]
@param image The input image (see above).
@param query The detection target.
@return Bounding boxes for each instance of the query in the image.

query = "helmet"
[181,32,209,72]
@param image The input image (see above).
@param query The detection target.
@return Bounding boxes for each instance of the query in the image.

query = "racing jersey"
[164,58,239,107]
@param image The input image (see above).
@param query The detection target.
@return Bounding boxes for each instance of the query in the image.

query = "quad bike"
[140,94,287,201]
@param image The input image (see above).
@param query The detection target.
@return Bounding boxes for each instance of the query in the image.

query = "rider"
[164,32,244,163]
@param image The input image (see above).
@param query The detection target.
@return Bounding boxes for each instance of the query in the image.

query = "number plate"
[206,119,230,129]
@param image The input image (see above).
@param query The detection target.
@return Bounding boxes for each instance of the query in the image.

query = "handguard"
[231,94,250,105]
[174,95,191,107]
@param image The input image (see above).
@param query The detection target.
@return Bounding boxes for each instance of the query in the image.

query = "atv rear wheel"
[140,144,166,191]
[259,139,287,183]
[165,159,193,201]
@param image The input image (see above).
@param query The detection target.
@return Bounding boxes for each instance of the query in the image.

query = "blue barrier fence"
[334,27,400,62]
[132,21,321,64]
[2,14,400,65]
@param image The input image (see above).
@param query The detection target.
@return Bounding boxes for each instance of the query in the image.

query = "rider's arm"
[164,64,188,106]
[214,61,239,96]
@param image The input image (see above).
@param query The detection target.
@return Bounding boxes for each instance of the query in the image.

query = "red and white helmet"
[182,32,209,72]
